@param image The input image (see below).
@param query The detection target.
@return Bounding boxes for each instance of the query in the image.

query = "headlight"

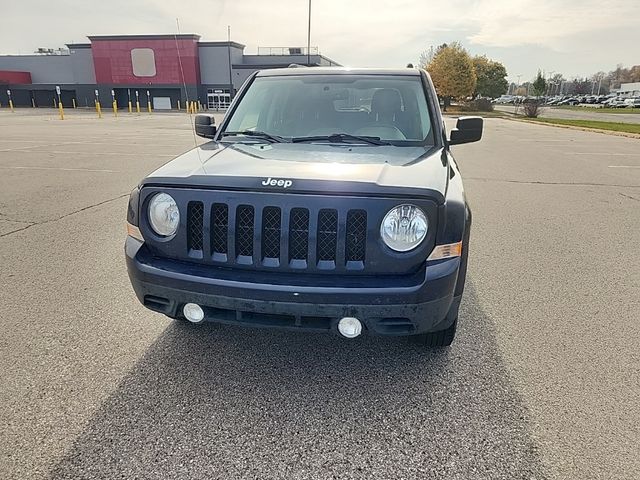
[380,204,428,252]
[148,193,180,236]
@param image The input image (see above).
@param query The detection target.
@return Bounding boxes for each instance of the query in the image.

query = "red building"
[0,34,339,109]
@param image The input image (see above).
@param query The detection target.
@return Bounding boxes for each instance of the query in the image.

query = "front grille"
[289,208,310,262]
[317,209,338,262]
[211,203,228,255]
[346,210,367,262]
[262,206,281,259]
[185,201,369,271]
[235,205,254,257]
[187,201,204,251]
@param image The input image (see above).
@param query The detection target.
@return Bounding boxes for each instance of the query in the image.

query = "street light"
[307,0,311,66]
[546,71,555,96]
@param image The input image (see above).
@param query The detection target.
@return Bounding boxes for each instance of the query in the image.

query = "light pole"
[597,74,603,95]
[227,25,233,100]
[546,71,555,96]
[307,0,312,66]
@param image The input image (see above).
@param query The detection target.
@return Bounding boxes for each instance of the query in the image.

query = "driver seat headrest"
[371,88,402,121]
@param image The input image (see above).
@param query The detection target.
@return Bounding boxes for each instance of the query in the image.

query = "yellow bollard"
[72,98,76,108]
[95,100,102,119]
[112,100,118,117]
[9,99,14,113]
[58,102,64,120]
[147,101,152,114]
[136,101,140,114]
[128,101,132,114]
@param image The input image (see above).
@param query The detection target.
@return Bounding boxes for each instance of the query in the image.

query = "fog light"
[183,303,205,323]
[338,317,362,338]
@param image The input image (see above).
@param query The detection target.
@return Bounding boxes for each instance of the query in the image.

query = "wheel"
[418,320,457,347]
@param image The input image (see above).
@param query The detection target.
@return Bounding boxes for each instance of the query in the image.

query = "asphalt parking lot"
[1,109,639,479]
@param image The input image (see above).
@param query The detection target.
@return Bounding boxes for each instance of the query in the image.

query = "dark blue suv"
[125,67,482,346]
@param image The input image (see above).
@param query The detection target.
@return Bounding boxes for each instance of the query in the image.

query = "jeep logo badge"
[262,177,293,188]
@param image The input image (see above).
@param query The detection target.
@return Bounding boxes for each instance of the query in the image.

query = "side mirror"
[195,114,217,139]
[449,116,483,145]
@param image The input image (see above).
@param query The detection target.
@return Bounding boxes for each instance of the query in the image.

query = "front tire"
[418,320,457,347]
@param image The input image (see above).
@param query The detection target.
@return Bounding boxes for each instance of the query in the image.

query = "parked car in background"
[558,98,580,105]
[493,95,515,104]
[610,98,629,108]
[624,98,640,108]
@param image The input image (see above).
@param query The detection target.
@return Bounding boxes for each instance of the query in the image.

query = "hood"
[143,142,449,203]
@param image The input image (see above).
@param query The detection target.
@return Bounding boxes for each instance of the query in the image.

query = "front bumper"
[126,237,462,335]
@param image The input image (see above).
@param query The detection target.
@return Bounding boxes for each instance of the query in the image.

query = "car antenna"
[174,18,204,167]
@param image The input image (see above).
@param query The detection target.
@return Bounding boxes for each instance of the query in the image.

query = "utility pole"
[546,71,555,96]
[597,74,603,95]
[227,25,233,100]
[307,0,312,66]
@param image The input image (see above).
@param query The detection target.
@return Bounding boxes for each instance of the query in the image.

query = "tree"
[531,70,546,97]
[418,44,447,70]
[425,42,476,110]
[472,55,508,98]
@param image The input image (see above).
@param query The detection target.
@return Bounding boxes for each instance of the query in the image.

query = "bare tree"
[522,101,541,118]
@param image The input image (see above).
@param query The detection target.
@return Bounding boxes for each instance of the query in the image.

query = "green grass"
[553,106,640,114]
[522,117,640,134]
[443,106,508,117]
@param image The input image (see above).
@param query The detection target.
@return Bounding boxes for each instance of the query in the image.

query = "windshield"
[223,74,434,145]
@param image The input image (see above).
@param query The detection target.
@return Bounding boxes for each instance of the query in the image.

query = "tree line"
[417,42,640,104]
[419,42,509,109]
[514,65,640,97]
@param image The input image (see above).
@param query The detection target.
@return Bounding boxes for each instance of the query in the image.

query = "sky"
[2,0,639,82]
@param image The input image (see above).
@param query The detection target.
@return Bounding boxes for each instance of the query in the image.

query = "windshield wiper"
[221,130,288,143]
[291,133,391,146]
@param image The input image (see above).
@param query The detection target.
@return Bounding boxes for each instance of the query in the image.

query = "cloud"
[465,0,639,49]
[1,0,638,79]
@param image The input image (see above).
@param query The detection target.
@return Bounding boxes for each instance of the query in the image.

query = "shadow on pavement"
[49,284,544,479]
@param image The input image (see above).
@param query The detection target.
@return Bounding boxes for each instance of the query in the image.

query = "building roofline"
[198,41,245,49]
[88,34,201,41]
[66,43,91,49]
[242,53,341,67]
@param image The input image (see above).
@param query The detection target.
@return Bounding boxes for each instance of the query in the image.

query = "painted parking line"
[565,152,640,156]
[608,165,640,168]
[1,150,174,157]
[0,166,118,173]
